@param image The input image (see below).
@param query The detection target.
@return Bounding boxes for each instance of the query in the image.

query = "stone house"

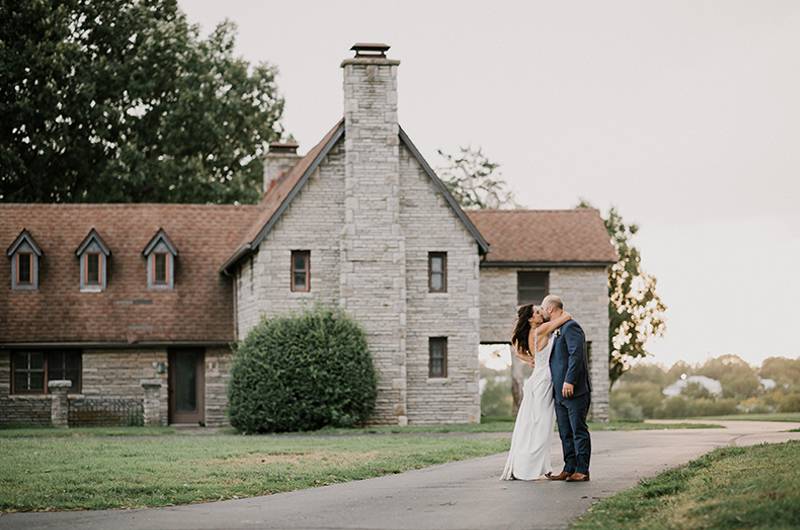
[0,43,616,427]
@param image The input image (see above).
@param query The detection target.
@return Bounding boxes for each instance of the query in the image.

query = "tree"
[696,354,760,400]
[436,146,520,209]
[1,0,284,204]
[578,201,667,387]
[760,357,800,390]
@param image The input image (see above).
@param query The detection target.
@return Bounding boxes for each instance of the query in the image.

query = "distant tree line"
[611,354,800,420]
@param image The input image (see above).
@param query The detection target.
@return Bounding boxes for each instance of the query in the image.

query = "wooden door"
[168,349,205,424]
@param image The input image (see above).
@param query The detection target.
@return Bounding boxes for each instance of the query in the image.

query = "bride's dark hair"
[511,304,534,354]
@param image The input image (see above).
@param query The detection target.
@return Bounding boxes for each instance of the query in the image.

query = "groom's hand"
[562,382,574,399]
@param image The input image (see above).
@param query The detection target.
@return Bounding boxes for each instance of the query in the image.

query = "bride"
[500,304,572,480]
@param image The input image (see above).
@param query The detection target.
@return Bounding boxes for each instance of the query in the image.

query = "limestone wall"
[400,144,481,424]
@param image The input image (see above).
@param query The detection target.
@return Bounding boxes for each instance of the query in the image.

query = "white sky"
[180,1,800,367]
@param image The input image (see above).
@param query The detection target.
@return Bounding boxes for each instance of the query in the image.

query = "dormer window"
[75,228,111,292]
[143,228,177,289]
[6,229,42,290]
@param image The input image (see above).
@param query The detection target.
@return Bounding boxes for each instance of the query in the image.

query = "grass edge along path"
[697,412,800,422]
[572,440,800,530]
[0,420,723,439]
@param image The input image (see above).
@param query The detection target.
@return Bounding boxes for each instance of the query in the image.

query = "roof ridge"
[0,203,259,209]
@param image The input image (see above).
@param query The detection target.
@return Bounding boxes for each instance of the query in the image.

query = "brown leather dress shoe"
[565,472,590,482]
[546,471,571,481]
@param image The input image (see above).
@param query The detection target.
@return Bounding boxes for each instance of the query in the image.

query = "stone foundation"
[0,346,234,427]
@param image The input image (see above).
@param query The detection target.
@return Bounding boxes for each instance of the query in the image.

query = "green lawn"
[573,440,800,529]
[697,412,800,422]
[0,430,510,512]
[0,426,177,438]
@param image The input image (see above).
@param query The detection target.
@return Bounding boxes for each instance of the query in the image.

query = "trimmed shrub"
[228,304,378,433]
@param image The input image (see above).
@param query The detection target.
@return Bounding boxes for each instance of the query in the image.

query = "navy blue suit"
[549,319,592,475]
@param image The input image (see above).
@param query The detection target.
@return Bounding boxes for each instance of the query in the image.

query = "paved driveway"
[1,420,798,530]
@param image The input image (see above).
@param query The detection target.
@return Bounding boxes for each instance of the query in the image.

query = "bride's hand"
[513,348,534,367]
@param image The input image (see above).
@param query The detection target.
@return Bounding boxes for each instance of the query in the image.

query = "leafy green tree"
[436,146,520,209]
[1,0,284,204]
[578,201,667,387]
[617,363,670,388]
[760,357,800,390]
[696,354,760,400]
[666,361,693,383]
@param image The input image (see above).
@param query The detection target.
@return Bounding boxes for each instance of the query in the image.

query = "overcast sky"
[180,1,800,368]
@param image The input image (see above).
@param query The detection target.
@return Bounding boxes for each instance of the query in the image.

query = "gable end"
[398,126,490,255]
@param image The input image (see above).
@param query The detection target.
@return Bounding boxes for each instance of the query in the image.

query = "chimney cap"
[267,140,299,155]
[350,42,390,57]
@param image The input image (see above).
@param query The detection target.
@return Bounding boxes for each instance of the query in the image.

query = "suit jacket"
[549,319,592,402]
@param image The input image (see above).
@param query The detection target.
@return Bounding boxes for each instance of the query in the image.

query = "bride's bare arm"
[537,311,572,336]
[512,339,535,367]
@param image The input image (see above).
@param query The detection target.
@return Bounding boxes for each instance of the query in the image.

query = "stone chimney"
[263,140,300,194]
[339,43,408,425]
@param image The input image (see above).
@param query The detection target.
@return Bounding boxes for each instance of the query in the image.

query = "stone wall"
[400,144,481,424]
[81,348,169,425]
[478,266,611,421]
[1,346,235,427]
[68,397,143,426]
[340,55,407,424]
[204,346,233,427]
[235,140,346,339]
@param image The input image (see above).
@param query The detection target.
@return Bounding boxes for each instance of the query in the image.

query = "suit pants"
[554,392,591,474]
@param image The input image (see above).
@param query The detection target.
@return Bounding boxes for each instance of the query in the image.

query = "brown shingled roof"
[1,203,258,344]
[466,209,618,265]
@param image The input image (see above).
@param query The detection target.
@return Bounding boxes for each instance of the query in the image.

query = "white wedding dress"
[500,334,556,480]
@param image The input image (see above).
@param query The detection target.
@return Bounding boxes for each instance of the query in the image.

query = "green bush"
[778,392,800,413]
[228,305,378,433]
[480,374,513,418]
[612,381,665,418]
[653,396,738,418]
[610,393,645,422]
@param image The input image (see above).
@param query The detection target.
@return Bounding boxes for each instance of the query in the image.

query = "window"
[517,271,549,305]
[429,337,448,378]
[86,253,101,285]
[291,250,310,292]
[11,351,82,394]
[7,229,42,290]
[76,228,110,291]
[12,352,44,393]
[153,253,168,285]
[143,229,178,289]
[17,252,32,284]
[428,252,447,292]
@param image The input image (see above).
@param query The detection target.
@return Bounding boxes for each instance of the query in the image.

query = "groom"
[542,294,592,482]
